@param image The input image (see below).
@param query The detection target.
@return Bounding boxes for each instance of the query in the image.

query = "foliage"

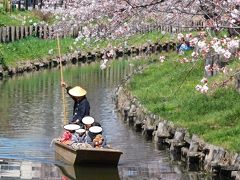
[40,0,239,42]
[0,44,6,68]
[3,0,10,12]
[32,10,55,24]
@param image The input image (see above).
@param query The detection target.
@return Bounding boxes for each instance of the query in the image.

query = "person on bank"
[177,37,192,54]
[61,81,90,126]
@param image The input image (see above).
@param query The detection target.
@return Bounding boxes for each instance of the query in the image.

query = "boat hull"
[54,140,122,166]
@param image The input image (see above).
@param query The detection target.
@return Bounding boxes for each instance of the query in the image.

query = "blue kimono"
[66,86,90,124]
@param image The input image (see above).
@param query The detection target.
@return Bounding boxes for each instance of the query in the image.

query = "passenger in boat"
[75,116,94,143]
[93,134,105,148]
[82,116,94,131]
[60,130,72,143]
[61,81,90,126]
[60,124,80,144]
[71,131,79,143]
[86,126,107,148]
[75,128,86,143]
[91,121,102,127]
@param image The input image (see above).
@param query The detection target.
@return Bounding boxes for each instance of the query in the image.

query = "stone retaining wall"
[114,65,240,180]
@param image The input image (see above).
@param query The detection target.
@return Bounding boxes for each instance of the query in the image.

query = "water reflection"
[0,159,60,179]
[0,159,214,180]
[0,158,121,180]
[58,165,120,180]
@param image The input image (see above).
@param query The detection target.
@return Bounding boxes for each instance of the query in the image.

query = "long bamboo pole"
[57,34,68,125]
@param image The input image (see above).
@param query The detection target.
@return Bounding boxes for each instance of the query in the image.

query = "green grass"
[0,31,176,67]
[118,31,173,47]
[0,8,54,26]
[128,52,240,153]
[1,36,74,66]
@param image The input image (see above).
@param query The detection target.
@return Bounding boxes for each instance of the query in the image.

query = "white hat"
[69,86,87,97]
[89,126,102,134]
[64,124,80,131]
[76,128,86,134]
[82,116,94,125]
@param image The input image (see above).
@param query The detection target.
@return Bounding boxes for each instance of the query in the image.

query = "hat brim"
[69,86,87,97]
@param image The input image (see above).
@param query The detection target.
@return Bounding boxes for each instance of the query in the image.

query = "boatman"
[61,81,90,126]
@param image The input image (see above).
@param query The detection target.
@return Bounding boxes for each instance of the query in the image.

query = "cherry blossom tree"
[40,0,239,38]
[40,0,239,92]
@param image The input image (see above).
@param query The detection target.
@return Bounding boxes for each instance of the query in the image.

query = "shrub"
[32,10,54,23]
[0,44,6,69]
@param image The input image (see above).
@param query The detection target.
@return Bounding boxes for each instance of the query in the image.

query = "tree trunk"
[33,0,36,9]
[39,0,43,9]
[25,0,28,10]
[17,0,21,10]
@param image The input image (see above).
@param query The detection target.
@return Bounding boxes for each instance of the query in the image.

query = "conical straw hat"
[69,86,87,97]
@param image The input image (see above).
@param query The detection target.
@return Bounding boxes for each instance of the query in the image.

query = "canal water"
[0,58,212,179]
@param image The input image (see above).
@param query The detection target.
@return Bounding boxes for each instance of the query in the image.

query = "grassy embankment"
[0,30,173,67]
[128,51,240,153]
[0,7,55,26]
[0,7,56,67]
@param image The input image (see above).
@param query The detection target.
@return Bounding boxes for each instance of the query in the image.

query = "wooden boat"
[54,140,123,166]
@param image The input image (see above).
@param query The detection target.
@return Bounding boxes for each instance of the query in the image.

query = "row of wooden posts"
[0,25,81,43]
[0,21,204,43]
